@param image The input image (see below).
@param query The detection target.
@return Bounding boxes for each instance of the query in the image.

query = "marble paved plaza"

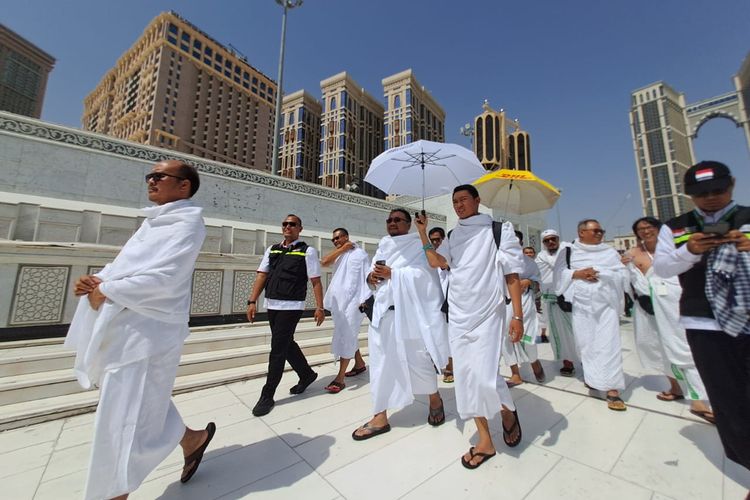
[3,319,749,500]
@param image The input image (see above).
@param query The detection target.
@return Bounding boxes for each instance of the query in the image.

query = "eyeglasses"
[281,221,298,228]
[430,238,442,245]
[331,235,343,242]
[692,187,729,198]
[145,172,185,183]
[386,217,408,224]
[542,238,558,244]
[635,225,656,233]
[582,228,606,235]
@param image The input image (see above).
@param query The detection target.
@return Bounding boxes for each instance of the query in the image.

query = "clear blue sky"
[4,0,750,238]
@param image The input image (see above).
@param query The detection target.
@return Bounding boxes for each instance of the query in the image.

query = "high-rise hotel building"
[319,72,384,197]
[279,90,321,183]
[0,24,55,118]
[82,11,277,170]
[473,101,531,171]
[629,83,695,220]
[382,69,445,149]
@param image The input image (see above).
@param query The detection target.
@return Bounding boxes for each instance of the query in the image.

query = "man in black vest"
[246,214,325,416]
[653,161,750,472]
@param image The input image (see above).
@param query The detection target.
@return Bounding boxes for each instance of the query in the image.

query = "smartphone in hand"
[703,222,730,237]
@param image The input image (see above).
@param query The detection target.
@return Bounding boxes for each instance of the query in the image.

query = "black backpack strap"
[565,246,571,269]
[492,221,503,248]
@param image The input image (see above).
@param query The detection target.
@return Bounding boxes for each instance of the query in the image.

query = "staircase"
[0,319,368,431]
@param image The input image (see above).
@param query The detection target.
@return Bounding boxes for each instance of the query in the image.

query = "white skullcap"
[541,229,559,239]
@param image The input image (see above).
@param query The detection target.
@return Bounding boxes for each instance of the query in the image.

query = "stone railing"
[0,240,337,340]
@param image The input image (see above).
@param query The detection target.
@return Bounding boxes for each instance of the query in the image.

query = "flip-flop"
[427,399,445,426]
[181,422,216,484]
[461,446,496,469]
[324,380,345,394]
[656,391,685,402]
[443,371,454,383]
[502,410,522,447]
[606,395,627,411]
[352,422,391,441]
[559,366,575,377]
[689,409,716,425]
[534,368,546,383]
[506,379,523,388]
[345,365,367,377]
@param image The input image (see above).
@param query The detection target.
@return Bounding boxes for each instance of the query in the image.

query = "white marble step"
[0,347,369,431]
[0,333,367,406]
[0,318,348,377]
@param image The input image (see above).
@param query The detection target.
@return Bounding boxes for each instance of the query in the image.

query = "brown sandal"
[181,422,216,483]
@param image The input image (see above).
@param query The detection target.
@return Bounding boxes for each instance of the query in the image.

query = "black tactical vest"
[666,205,750,318]
[264,241,309,301]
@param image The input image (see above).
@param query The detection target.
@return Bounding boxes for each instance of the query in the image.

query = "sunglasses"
[583,228,606,235]
[281,221,298,228]
[692,187,729,198]
[386,217,407,224]
[430,238,442,244]
[542,238,558,244]
[331,235,343,242]
[145,172,185,183]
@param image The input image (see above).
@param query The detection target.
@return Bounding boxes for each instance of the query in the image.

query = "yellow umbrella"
[472,169,560,215]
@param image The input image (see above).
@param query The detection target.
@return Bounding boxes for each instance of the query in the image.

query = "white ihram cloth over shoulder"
[323,244,372,359]
[628,262,669,373]
[502,255,541,365]
[554,240,628,391]
[64,199,206,500]
[438,214,523,419]
[630,263,707,400]
[367,232,449,414]
[536,243,579,361]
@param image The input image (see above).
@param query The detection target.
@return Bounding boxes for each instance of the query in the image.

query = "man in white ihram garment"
[503,230,546,386]
[623,216,714,423]
[65,160,215,499]
[536,229,579,375]
[351,208,449,440]
[419,184,525,470]
[320,227,371,393]
[554,219,629,411]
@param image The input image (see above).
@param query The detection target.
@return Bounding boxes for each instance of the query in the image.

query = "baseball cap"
[541,229,559,240]
[684,161,733,195]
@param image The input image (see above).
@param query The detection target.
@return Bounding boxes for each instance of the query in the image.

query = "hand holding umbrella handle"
[415,210,428,232]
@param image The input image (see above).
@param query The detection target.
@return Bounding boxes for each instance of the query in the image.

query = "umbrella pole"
[421,153,425,213]
[502,179,514,222]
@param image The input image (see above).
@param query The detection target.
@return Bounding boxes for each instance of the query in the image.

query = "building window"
[330,97,336,111]
[394,95,401,109]
[181,32,190,42]
[652,165,671,197]
[168,23,178,35]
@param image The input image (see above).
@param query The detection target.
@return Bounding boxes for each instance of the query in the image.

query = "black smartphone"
[703,222,730,236]
[375,260,385,266]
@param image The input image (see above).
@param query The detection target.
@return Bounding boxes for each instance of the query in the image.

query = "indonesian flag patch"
[695,168,714,181]
[672,228,688,238]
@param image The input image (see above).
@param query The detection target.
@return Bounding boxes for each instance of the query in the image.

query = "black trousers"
[686,329,750,471]
[261,309,314,399]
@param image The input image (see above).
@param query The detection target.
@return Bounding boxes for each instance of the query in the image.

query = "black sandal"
[461,446,496,469]
[502,410,522,447]
[352,422,391,441]
[427,399,445,426]
[181,422,216,484]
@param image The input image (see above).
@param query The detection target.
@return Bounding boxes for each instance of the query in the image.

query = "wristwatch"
[512,315,523,321]
[247,300,256,305]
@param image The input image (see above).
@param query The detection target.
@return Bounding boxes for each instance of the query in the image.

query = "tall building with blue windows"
[279,90,321,183]
[382,69,445,150]
[319,72,384,198]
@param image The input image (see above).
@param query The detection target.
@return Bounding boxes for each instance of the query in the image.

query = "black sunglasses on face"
[331,235,342,242]
[386,217,407,224]
[543,238,558,244]
[282,221,298,228]
[145,172,185,183]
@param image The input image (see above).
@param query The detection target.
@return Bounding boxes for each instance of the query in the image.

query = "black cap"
[684,161,733,195]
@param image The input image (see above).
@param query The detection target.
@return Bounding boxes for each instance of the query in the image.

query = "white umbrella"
[364,140,486,210]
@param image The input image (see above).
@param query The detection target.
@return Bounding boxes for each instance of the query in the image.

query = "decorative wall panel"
[10,265,69,325]
[190,269,223,316]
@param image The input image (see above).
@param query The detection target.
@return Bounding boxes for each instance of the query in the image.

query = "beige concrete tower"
[629,82,695,220]
[382,69,445,149]
[319,72,384,198]
[279,90,321,183]
[82,11,277,170]
[473,101,530,171]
